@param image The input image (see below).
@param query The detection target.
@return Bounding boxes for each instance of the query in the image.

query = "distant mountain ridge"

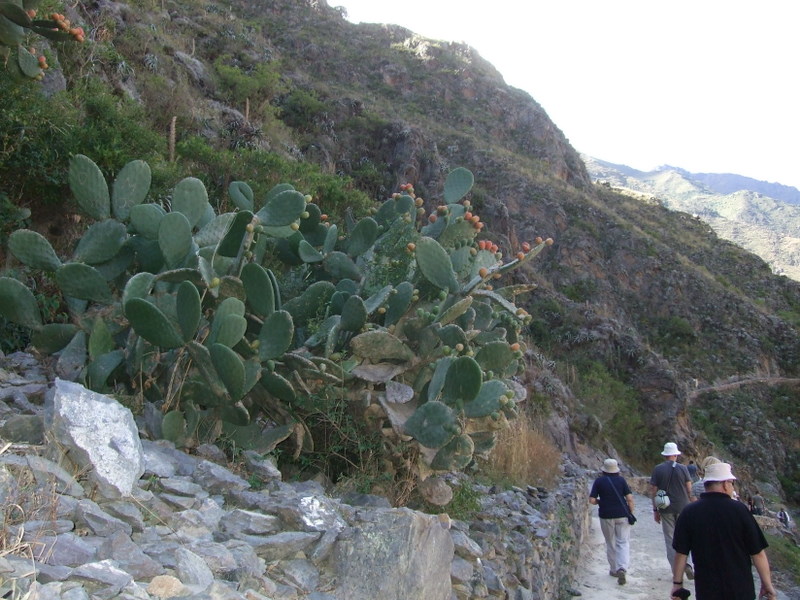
[583,156,800,280]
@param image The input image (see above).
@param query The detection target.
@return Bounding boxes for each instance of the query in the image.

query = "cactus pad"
[8,230,62,271]
[125,298,184,349]
[0,276,42,329]
[69,154,110,221]
[415,237,458,293]
[404,401,457,449]
[112,160,151,221]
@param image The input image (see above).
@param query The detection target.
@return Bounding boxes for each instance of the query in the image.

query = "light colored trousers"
[659,511,692,570]
[600,517,630,573]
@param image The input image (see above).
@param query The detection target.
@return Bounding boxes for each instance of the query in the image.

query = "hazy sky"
[338,1,800,190]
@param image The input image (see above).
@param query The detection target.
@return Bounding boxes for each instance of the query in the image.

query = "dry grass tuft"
[480,413,562,489]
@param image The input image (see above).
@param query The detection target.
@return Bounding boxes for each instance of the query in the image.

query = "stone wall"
[0,351,590,600]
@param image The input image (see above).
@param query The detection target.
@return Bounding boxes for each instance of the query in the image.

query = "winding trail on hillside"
[574,492,794,599]
[686,377,800,404]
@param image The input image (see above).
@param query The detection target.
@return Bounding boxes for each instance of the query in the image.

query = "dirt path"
[574,492,793,599]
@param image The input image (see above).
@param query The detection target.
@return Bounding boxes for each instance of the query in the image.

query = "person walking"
[751,488,766,516]
[687,460,699,482]
[691,456,721,500]
[670,462,778,600]
[650,441,694,580]
[589,458,635,585]
[777,507,792,528]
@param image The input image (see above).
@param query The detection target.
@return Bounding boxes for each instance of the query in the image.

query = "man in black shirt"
[671,462,777,600]
[589,458,634,585]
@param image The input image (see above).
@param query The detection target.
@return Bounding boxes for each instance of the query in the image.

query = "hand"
[759,583,777,599]
[654,511,661,524]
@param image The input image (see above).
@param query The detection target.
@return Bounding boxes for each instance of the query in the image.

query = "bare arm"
[685,480,693,500]
[649,484,661,522]
[671,552,688,597]
[625,493,634,513]
[751,550,777,599]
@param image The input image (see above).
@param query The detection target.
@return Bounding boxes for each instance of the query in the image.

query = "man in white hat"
[649,442,694,579]
[589,458,635,585]
[670,462,777,600]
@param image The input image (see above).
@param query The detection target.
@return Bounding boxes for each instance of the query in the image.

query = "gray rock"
[76,498,133,536]
[243,531,322,561]
[175,546,215,588]
[34,562,73,583]
[0,453,84,497]
[0,414,45,443]
[331,508,454,600]
[223,539,266,579]
[159,492,199,510]
[451,529,484,559]
[186,540,238,580]
[100,499,146,533]
[169,508,216,542]
[36,532,98,567]
[242,451,282,482]
[192,460,250,495]
[159,476,208,498]
[218,508,281,537]
[71,559,134,599]
[46,379,144,498]
[279,558,319,592]
[451,555,474,583]
[97,531,164,580]
[14,518,74,539]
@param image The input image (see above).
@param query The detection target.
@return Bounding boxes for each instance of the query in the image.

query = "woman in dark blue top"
[589,458,635,585]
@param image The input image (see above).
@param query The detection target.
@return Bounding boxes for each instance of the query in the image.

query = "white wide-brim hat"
[602,458,620,474]
[661,442,681,456]
[703,462,737,482]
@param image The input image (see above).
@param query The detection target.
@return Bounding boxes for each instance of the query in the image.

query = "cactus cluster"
[0,156,551,482]
[1,0,84,81]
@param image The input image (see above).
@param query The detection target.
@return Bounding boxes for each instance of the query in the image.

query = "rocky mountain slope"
[3,0,800,513]
[584,157,800,280]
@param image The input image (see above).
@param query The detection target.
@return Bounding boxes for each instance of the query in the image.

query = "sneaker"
[685,564,694,580]
[617,569,626,585]
[609,570,619,577]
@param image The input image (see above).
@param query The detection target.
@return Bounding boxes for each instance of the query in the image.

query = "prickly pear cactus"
[0,0,85,82]
[0,155,554,492]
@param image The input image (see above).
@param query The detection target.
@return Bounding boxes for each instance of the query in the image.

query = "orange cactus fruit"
[545,238,554,246]
[478,267,488,278]
[516,252,525,260]
[26,8,36,17]
[535,236,543,245]
[406,242,416,252]
[521,242,531,252]
[428,214,437,223]
[320,214,328,221]
[464,211,473,220]
[510,343,521,352]
[476,222,484,230]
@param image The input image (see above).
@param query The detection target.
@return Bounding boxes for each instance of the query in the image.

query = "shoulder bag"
[655,461,676,510]
[608,476,637,525]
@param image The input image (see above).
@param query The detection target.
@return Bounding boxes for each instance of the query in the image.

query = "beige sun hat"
[661,442,681,456]
[703,462,737,482]
[602,458,620,474]
[700,456,721,470]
